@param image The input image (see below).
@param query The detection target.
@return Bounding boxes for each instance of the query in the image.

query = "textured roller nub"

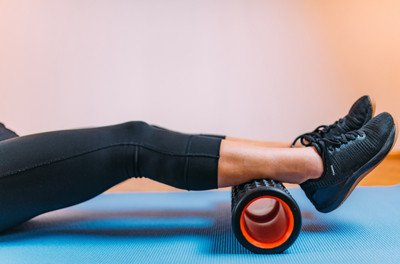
[231,179,292,211]
[231,179,302,254]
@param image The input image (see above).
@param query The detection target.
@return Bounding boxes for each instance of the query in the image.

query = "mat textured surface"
[1,186,400,263]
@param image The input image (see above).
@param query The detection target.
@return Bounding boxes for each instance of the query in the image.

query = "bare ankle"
[306,147,324,181]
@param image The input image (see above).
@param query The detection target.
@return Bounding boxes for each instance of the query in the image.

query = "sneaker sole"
[324,115,398,213]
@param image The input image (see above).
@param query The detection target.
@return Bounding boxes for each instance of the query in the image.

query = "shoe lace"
[291,118,345,147]
[309,130,365,156]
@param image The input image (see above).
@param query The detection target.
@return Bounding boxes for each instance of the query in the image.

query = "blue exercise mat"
[1,186,400,263]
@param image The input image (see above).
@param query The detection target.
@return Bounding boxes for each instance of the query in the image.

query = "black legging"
[0,121,225,232]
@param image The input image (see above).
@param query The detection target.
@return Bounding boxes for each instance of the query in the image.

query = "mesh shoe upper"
[300,112,397,213]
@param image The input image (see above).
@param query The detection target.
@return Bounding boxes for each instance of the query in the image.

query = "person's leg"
[217,139,323,187]
[0,121,227,232]
[142,125,316,185]
[0,121,318,232]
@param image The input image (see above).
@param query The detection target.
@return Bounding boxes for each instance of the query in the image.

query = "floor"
[107,151,400,193]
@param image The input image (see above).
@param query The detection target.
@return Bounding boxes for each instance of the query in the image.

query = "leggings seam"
[183,135,193,190]
[0,142,219,179]
[134,145,141,178]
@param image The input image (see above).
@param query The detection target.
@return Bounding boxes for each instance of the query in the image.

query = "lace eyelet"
[328,146,334,151]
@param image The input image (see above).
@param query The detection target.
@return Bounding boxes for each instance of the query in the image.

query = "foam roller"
[231,179,302,254]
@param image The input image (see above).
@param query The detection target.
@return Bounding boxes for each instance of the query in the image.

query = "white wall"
[0,0,399,149]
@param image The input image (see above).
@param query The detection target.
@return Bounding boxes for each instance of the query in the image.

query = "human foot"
[300,112,397,213]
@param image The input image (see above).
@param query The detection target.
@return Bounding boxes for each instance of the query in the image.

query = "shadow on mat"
[300,211,362,233]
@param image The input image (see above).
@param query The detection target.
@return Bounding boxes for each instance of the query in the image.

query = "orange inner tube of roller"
[240,196,294,249]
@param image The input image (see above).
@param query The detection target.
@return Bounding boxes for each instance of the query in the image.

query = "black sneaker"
[301,112,397,213]
[292,95,375,147]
